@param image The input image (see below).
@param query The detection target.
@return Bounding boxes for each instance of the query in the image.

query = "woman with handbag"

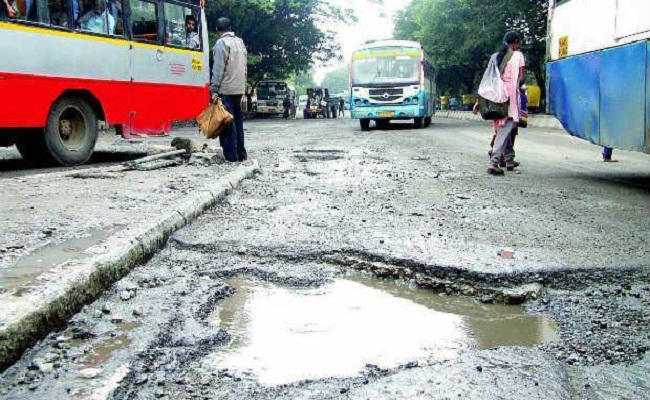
[481,85,527,167]
[487,32,525,175]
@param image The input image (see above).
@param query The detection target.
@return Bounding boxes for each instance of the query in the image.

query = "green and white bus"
[349,40,436,131]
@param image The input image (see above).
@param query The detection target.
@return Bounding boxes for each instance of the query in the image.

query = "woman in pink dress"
[488,32,525,175]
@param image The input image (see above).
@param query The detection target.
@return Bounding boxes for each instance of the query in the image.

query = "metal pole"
[123,149,188,168]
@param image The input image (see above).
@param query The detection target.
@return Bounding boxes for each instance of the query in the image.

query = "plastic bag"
[477,53,509,120]
[478,53,508,103]
[196,98,233,139]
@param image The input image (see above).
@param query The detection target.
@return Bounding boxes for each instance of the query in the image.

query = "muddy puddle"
[207,275,557,385]
[66,320,142,368]
[0,226,121,294]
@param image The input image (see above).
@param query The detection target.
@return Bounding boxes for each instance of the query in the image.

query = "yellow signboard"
[191,57,203,71]
[558,36,569,59]
[352,49,420,61]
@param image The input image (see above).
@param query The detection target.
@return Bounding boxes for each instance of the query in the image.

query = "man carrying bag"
[196,96,233,140]
[209,17,248,162]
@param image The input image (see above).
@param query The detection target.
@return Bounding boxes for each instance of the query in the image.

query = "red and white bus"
[0,0,210,165]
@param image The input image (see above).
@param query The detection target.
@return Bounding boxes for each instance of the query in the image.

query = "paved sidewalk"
[436,110,564,130]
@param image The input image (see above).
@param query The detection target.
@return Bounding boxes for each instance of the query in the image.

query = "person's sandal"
[487,165,504,175]
[506,161,521,171]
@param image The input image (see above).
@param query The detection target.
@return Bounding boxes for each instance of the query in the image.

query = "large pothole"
[205,274,557,385]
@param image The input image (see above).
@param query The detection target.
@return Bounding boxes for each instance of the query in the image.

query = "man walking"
[211,17,248,162]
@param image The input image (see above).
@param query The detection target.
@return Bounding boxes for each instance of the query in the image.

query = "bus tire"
[44,96,99,166]
[16,129,50,165]
[360,119,370,131]
[414,117,424,129]
[424,116,432,127]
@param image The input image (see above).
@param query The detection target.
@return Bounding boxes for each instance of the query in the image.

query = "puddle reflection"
[208,276,556,385]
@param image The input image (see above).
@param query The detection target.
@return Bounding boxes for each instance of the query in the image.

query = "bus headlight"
[354,99,361,106]
[413,97,419,104]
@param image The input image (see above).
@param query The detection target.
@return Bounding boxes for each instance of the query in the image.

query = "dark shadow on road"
[563,171,650,194]
[0,151,146,178]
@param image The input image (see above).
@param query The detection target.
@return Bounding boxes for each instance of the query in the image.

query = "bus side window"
[3,0,54,24]
[163,2,199,50]
[2,0,19,19]
[48,0,69,27]
[109,0,123,36]
[75,0,121,35]
[130,0,158,43]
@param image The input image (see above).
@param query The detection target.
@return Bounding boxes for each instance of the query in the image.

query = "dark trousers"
[220,95,247,162]
[603,147,613,159]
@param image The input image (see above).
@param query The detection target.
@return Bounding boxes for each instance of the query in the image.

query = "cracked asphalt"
[1,117,649,399]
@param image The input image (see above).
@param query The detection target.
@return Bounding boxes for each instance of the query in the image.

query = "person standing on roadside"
[292,95,298,119]
[602,147,617,162]
[338,97,345,117]
[487,31,525,175]
[283,95,291,119]
[211,17,248,162]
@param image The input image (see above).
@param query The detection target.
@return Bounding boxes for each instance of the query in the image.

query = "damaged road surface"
[1,118,649,399]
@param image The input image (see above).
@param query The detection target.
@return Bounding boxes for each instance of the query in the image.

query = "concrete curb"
[436,110,564,130]
[0,160,260,371]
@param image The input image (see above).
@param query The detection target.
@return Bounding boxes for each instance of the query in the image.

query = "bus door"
[127,1,208,135]
[128,0,166,135]
[158,2,208,124]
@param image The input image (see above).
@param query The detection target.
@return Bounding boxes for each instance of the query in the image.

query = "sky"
[314,0,412,84]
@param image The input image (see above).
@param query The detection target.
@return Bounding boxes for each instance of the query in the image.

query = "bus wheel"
[360,119,370,131]
[424,116,432,127]
[414,117,424,128]
[45,96,99,166]
[16,129,50,165]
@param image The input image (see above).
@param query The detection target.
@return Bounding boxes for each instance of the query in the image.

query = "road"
[1,117,649,399]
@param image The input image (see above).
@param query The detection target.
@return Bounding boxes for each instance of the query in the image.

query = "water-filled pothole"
[0,226,122,294]
[207,275,556,385]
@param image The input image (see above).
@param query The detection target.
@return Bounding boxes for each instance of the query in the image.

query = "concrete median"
[0,160,259,371]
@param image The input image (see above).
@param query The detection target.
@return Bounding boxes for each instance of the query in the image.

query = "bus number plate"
[378,111,394,117]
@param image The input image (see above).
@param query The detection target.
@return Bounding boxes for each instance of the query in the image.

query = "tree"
[290,69,316,97]
[321,66,350,95]
[394,0,548,97]
[503,0,549,101]
[206,0,355,87]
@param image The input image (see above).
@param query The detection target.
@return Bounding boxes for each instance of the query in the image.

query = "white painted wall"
[549,0,650,60]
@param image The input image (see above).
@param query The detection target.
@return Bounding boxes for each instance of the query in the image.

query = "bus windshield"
[351,47,421,86]
[258,82,289,101]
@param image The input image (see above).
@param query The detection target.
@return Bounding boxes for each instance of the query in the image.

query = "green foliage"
[289,69,317,97]
[206,0,355,87]
[321,66,350,95]
[394,0,548,98]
